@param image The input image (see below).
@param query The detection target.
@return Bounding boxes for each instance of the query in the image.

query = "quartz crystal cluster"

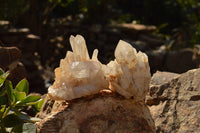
[48,35,108,100]
[104,40,151,101]
[48,35,151,101]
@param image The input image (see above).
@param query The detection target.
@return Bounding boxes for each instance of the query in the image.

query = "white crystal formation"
[48,35,108,100]
[48,35,151,101]
[104,40,151,101]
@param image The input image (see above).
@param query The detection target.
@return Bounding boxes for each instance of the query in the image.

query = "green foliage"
[1,0,200,46]
[2,114,23,128]
[177,0,200,45]
[0,69,44,133]
[0,69,9,88]
[0,0,28,24]
[15,79,29,95]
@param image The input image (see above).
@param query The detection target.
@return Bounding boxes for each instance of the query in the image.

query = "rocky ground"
[1,19,200,132]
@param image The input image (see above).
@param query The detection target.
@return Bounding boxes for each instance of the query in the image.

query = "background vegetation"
[0,69,44,132]
[0,0,200,46]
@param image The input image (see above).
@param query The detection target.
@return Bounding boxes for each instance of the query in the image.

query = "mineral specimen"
[48,35,151,101]
[104,40,151,101]
[48,35,109,100]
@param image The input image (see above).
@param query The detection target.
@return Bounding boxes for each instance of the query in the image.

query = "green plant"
[0,68,44,133]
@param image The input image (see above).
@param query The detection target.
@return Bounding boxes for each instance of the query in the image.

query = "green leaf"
[16,95,41,106]
[0,86,7,97]
[10,124,23,133]
[33,98,45,112]
[5,80,15,105]
[0,68,4,76]
[0,96,6,106]
[0,71,9,87]
[14,91,26,101]
[0,105,6,118]
[33,99,45,112]
[2,107,10,119]
[15,79,29,95]
[0,105,6,112]
[25,99,43,106]
[16,112,41,123]
[16,112,31,122]
[2,114,23,127]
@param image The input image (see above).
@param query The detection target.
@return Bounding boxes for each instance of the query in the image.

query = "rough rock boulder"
[37,90,155,133]
[146,69,200,133]
[0,46,27,85]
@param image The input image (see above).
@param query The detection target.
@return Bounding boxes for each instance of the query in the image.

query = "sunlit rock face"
[48,35,109,100]
[104,40,151,101]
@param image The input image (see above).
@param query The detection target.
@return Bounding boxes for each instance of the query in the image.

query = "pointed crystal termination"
[48,35,109,100]
[104,40,151,101]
